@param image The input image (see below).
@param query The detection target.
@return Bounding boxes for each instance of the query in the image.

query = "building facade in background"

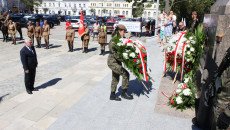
[0,0,8,12]
[89,0,156,18]
[35,0,90,15]
[7,0,27,13]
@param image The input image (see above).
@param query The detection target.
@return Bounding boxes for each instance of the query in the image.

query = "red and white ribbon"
[180,43,187,81]
[173,32,186,72]
[131,42,148,82]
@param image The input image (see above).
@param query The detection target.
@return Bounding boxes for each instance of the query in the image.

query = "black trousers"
[24,68,36,91]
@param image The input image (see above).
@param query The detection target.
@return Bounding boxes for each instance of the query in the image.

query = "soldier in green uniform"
[212,65,230,130]
[190,11,199,34]
[107,24,133,101]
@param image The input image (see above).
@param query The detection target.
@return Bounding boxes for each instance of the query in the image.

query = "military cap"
[117,24,127,31]
[28,21,32,24]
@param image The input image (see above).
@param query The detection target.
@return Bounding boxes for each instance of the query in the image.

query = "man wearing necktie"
[20,40,38,94]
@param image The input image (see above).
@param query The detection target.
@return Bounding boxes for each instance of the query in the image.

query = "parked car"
[27,15,55,28]
[116,15,125,18]
[43,15,60,25]
[105,22,115,33]
[70,19,80,31]
[11,15,27,27]
[23,14,32,21]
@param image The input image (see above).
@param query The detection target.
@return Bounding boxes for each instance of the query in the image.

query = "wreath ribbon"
[180,43,187,81]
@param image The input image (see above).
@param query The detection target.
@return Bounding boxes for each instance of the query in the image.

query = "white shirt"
[26,45,34,54]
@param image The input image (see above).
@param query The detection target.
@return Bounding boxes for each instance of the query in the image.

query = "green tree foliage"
[159,0,216,28]
[43,8,49,14]
[21,0,42,11]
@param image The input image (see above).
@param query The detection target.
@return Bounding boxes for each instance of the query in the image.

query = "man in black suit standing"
[20,40,38,94]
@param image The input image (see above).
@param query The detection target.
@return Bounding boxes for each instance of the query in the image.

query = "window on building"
[65,3,66,7]
[74,4,76,8]
[122,11,125,15]
[79,4,81,7]
[148,12,150,16]
[126,11,128,15]
[69,3,71,7]
[49,3,51,7]
[154,5,156,8]
[58,2,60,7]
[53,3,55,7]
[84,4,85,7]
[102,3,103,6]
[68,11,71,15]
[98,10,100,15]
[44,3,46,7]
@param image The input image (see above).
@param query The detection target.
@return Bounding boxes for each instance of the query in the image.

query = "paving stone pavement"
[48,36,194,130]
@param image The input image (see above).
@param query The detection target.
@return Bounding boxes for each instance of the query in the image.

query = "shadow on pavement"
[192,125,202,130]
[0,93,9,103]
[73,48,82,52]
[50,45,62,49]
[36,78,62,90]
[116,79,153,97]
[88,47,97,52]
[104,51,110,55]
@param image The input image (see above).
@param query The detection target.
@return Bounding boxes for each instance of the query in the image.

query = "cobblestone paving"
[0,23,146,101]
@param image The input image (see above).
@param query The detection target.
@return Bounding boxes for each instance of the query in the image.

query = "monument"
[196,0,230,129]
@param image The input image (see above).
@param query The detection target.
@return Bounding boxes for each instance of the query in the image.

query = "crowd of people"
[157,10,199,50]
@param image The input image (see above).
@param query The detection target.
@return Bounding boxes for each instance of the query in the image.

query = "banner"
[78,11,85,37]
[118,21,141,32]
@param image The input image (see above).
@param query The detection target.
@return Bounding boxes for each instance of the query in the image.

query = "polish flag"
[78,11,85,37]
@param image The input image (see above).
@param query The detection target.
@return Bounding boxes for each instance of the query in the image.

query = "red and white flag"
[78,11,85,37]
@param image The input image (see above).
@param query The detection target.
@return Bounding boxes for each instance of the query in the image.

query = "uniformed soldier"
[42,20,50,49]
[98,28,107,55]
[65,25,75,52]
[8,20,16,45]
[27,21,35,45]
[212,65,230,130]
[81,23,90,53]
[34,22,42,48]
[107,24,133,101]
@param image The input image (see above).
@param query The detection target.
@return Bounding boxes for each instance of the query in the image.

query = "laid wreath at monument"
[162,24,206,111]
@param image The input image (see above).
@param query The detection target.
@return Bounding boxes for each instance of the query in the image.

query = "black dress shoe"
[26,90,33,94]
[110,92,121,101]
[121,89,133,100]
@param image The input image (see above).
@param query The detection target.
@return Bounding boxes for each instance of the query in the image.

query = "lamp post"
[155,0,159,36]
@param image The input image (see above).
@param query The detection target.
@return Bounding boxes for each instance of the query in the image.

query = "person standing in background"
[27,21,35,45]
[8,20,17,45]
[65,19,71,30]
[93,20,100,41]
[42,20,50,49]
[35,22,42,48]
[190,11,199,34]
[81,23,90,53]
[65,25,75,52]
[98,28,107,55]
[40,19,44,28]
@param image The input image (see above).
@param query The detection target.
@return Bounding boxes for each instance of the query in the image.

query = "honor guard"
[35,22,42,48]
[42,20,50,49]
[27,21,35,45]
[65,25,75,52]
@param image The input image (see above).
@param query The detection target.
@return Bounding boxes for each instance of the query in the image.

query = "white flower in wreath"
[135,48,139,54]
[123,53,129,59]
[187,51,191,55]
[187,44,191,48]
[176,97,183,104]
[125,49,129,53]
[176,89,182,94]
[189,37,193,40]
[191,40,196,44]
[190,47,195,52]
[183,88,192,96]
[177,83,184,89]
[117,43,121,46]
[184,78,190,84]
[129,52,136,58]
[127,43,133,47]
[136,59,141,64]
[119,38,124,41]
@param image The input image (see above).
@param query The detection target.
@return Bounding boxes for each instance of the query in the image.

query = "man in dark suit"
[20,40,38,94]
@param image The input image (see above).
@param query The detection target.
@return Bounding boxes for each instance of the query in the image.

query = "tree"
[159,0,216,27]
[89,8,96,16]
[21,0,42,13]
[43,8,49,14]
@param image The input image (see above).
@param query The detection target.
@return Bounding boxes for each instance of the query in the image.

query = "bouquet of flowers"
[112,37,149,82]
[168,83,196,111]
